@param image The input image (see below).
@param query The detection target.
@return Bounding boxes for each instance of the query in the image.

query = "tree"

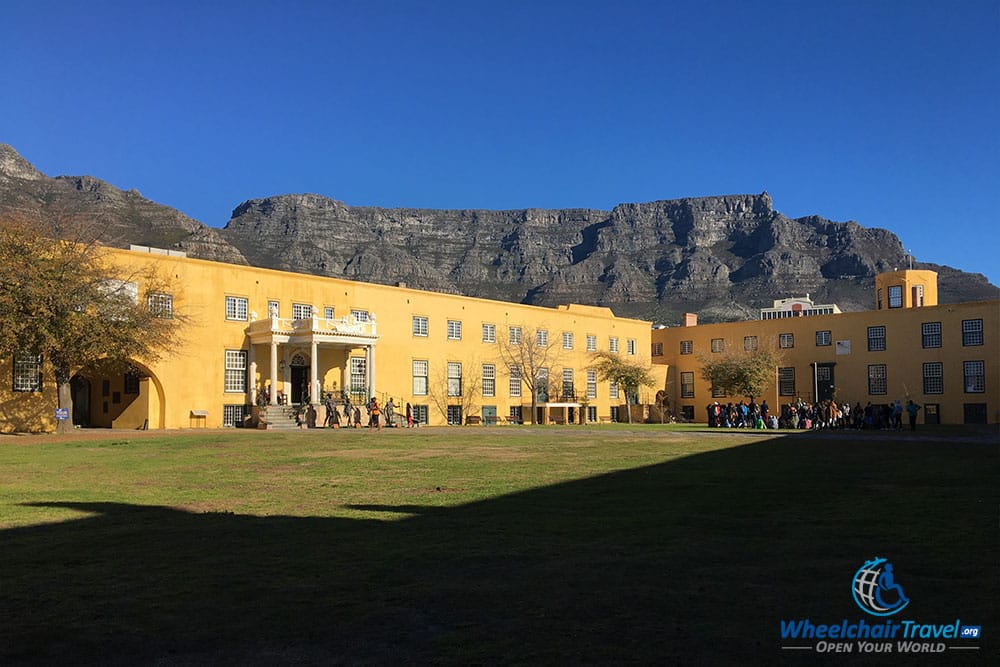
[698,343,783,401]
[589,351,656,424]
[426,357,482,425]
[0,220,183,431]
[495,323,564,424]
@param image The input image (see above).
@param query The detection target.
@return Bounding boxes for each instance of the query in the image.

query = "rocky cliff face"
[1,144,994,323]
[0,144,247,264]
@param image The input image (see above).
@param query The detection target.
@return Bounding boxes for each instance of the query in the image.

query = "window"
[586,369,597,399]
[536,329,549,347]
[351,309,369,322]
[922,362,943,395]
[224,350,248,393]
[586,335,597,352]
[711,386,727,398]
[412,360,428,395]
[447,405,462,425]
[292,303,313,319]
[12,353,42,392]
[147,293,173,318]
[711,338,724,353]
[482,364,496,397]
[610,381,620,399]
[744,336,758,351]
[868,364,887,395]
[888,285,903,308]
[922,322,941,348]
[562,332,574,350]
[124,372,140,395]
[877,288,883,310]
[412,316,428,337]
[964,361,985,393]
[509,406,523,423]
[508,326,522,345]
[350,357,367,394]
[482,323,496,343]
[268,300,280,317]
[680,340,693,355]
[587,406,597,423]
[609,337,619,353]
[816,330,832,346]
[867,326,886,352]
[680,372,694,398]
[509,365,522,398]
[627,339,637,355]
[779,333,794,349]
[447,320,462,340]
[412,404,429,425]
[651,342,663,356]
[447,362,462,397]
[225,296,248,321]
[562,368,574,399]
[778,367,796,396]
[912,285,924,307]
[962,319,983,346]
[324,306,335,319]
[536,368,549,402]
[222,404,248,428]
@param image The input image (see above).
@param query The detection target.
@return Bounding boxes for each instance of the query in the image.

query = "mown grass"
[1,426,996,664]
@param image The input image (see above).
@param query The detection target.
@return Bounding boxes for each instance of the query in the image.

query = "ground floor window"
[412,404,429,425]
[350,357,367,395]
[778,367,795,396]
[222,404,249,427]
[610,406,620,422]
[224,350,248,393]
[680,372,694,398]
[13,353,43,392]
[867,364,887,395]
[922,362,943,394]
[446,405,462,425]
[587,406,597,423]
[509,406,523,423]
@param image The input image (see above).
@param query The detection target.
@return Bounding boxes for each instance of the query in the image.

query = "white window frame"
[743,336,758,351]
[509,365,522,398]
[482,323,496,343]
[508,326,522,345]
[962,319,983,346]
[350,357,367,394]
[225,296,248,321]
[562,332,574,350]
[711,338,724,353]
[412,360,428,396]
[587,369,597,399]
[224,350,248,393]
[627,339,636,355]
[447,362,463,397]
[779,333,794,349]
[292,303,313,320]
[922,362,943,395]
[447,320,463,341]
[412,316,429,337]
[680,340,693,355]
[609,337,619,353]
[680,372,693,398]
[482,364,496,397]
[147,293,173,318]
[562,368,574,399]
[351,309,369,322]
[324,306,335,319]
[867,326,886,352]
[536,329,549,347]
[12,352,42,392]
[610,380,620,399]
[586,335,597,352]
[964,360,985,393]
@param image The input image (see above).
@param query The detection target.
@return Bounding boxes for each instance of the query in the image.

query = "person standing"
[369,397,381,430]
[384,397,395,427]
[406,402,414,428]
[906,400,921,431]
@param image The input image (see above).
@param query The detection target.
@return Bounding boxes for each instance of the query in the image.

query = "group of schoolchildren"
[320,394,416,430]
[707,396,923,431]
[706,399,776,429]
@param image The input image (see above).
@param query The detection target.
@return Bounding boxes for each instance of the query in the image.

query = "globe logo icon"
[852,557,910,616]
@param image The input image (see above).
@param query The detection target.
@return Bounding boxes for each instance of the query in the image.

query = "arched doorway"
[70,360,165,429]
[289,353,310,405]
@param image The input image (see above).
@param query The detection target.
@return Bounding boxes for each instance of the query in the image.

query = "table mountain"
[1,144,994,323]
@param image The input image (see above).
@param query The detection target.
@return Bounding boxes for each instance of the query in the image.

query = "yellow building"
[1,245,653,432]
[652,271,999,426]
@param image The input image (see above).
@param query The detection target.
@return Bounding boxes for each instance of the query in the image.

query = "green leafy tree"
[698,343,783,401]
[0,220,183,431]
[589,351,656,424]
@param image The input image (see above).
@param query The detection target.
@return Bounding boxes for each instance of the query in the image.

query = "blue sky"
[3,0,998,283]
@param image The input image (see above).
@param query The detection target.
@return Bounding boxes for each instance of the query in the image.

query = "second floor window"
[12,352,42,392]
[482,323,496,343]
[562,332,574,349]
[447,362,462,396]
[962,319,983,346]
[744,336,758,351]
[816,330,832,346]
[680,372,694,398]
[412,316,428,337]
[147,293,173,318]
[779,333,794,349]
[921,322,941,348]
[868,326,886,352]
[680,340,693,355]
[292,303,313,319]
[447,320,462,340]
[225,296,248,321]
[509,326,522,345]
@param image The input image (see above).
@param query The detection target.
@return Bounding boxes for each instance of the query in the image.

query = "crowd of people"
[707,397,922,431]
[317,394,417,430]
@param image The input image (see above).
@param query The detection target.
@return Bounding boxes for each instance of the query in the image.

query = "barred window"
[224,350,248,393]
[412,316,428,337]
[509,365,522,398]
[508,326,522,345]
[562,368,574,399]
[867,364,887,395]
[651,342,663,356]
[962,319,983,346]
[482,364,496,397]
[536,329,549,347]
[447,362,462,397]
[482,323,496,343]
[587,369,597,399]
[711,338,724,353]
[609,337,619,353]
[147,293,173,318]
[888,285,902,308]
[562,332,574,350]
[922,362,943,395]
[921,322,941,348]
[680,340,693,355]
[447,320,462,340]
[964,361,985,393]
[627,339,637,355]
[680,372,694,398]
[779,333,794,349]
[412,360,428,396]
[744,336,758,351]
[816,330,832,346]
[867,326,886,352]
[292,303,313,319]
[778,367,796,396]
[12,352,42,392]
[225,296,248,321]
[586,335,597,352]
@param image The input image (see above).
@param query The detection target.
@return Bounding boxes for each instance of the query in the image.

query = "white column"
[310,339,319,404]
[269,341,278,406]
[365,345,375,399]
[248,344,257,406]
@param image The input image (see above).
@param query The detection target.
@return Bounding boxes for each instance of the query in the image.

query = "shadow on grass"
[2,436,996,664]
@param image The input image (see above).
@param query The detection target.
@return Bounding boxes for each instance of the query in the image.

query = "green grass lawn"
[1,426,996,664]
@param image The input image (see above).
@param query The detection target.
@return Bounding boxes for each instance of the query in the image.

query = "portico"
[246,312,378,405]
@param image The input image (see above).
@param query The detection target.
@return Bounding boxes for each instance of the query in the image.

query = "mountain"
[1,144,995,323]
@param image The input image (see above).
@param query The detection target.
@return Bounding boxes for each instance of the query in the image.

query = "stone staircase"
[259,405,305,430]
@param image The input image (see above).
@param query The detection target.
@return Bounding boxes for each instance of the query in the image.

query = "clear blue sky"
[3,0,998,283]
